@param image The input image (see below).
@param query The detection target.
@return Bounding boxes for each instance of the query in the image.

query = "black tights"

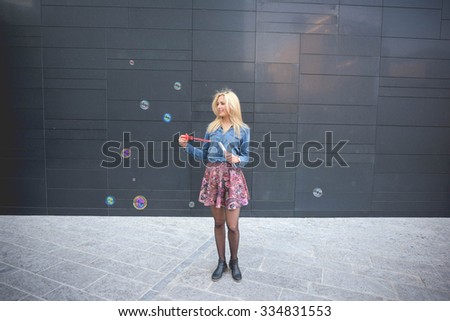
[211,206,240,261]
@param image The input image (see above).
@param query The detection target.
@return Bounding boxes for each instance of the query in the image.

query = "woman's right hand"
[178,134,188,148]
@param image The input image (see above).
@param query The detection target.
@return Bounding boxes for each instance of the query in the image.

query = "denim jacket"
[184,126,250,168]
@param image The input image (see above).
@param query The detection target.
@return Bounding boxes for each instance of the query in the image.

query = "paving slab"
[0,269,61,297]
[38,261,107,289]
[43,285,105,301]
[84,274,151,301]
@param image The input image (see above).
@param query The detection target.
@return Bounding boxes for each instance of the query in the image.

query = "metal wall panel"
[381,37,450,59]
[383,0,443,9]
[193,31,255,62]
[129,8,192,29]
[382,7,442,38]
[376,127,450,154]
[301,34,381,56]
[256,33,300,63]
[1,0,449,217]
[44,89,106,119]
[341,0,382,5]
[194,10,256,32]
[194,0,256,11]
[42,6,128,27]
[377,97,450,126]
[300,55,379,76]
[299,75,378,105]
[374,155,450,173]
[339,5,382,36]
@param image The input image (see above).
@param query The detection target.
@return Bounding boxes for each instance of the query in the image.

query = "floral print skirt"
[199,162,250,210]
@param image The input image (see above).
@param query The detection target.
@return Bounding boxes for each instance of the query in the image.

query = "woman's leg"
[210,206,226,261]
[225,208,240,260]
[226,207,242,281]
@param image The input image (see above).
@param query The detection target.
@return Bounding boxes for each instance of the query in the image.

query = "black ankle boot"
[211,259,227,281]
[229,258,242,281]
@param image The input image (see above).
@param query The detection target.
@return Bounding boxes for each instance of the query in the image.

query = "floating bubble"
[163,113,172,122]
[132,177,136,182]
[173,81,182,91]
[188,201,195,208]
[105,195,115,206]
[140,100,149,110]
[133,195,147,210]
[121,148,131,158]
[313,187,323,198]
[129,59,135,66]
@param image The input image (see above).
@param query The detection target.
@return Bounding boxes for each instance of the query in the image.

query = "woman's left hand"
[225,152,240,164]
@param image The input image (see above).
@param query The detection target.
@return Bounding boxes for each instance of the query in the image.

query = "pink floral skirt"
[199,162,250,210]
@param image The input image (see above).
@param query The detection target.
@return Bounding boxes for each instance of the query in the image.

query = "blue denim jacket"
[184,126,250,168]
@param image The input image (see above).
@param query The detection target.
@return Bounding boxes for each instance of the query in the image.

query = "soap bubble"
[121,148,131,158]
[163,113,172,122]
[133,195,148,210]
[189,201,195,208]
[105,196,115,206]
[140,100,149,110]
[173,81,182,90]
[313,187,323,198]
[129,60,135,66]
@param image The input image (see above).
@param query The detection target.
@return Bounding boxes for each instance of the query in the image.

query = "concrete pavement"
[0,215,449,301]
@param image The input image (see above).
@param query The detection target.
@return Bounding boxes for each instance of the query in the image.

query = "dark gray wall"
[1,0,449,217]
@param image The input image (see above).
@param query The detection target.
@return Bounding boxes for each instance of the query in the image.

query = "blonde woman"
[179,89,250,281]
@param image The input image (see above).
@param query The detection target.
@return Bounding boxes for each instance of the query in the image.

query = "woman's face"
[216,95,230,119]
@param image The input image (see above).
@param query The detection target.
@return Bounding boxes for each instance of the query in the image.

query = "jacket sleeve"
[183,132,210,164]
[236,127,250,168]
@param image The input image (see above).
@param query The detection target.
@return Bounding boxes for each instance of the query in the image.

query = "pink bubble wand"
[180,133,211,143]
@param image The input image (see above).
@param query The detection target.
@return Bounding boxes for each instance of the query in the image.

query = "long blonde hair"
[206,89,248,138]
